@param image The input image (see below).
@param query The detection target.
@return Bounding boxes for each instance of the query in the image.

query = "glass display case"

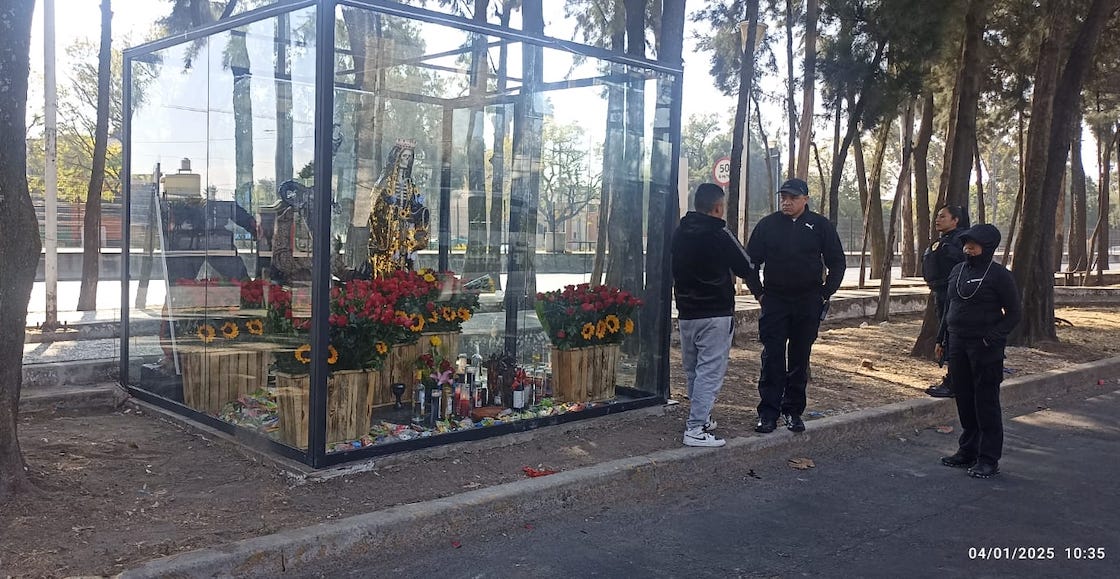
[121,0,682,467]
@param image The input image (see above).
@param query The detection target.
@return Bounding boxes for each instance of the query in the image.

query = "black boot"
[754,418,777,433]
[940,452,976,468]
[968,462,1000,479]
[925,376,954,398]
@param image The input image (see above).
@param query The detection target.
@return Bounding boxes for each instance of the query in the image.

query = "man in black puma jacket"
[744,178,846,434]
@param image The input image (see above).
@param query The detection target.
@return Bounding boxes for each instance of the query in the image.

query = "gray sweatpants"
[679,316,734,431]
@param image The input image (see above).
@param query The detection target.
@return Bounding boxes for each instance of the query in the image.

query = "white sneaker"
[683,427,726,447]
[703,417,718,432]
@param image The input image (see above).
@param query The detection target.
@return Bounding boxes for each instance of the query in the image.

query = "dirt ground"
[4,306,1120,577]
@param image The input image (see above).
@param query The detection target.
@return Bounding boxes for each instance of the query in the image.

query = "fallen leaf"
[788,457,815,470]
[522,466,559,478]
[451,540,462,549]
[524,523,534,531]
[934,425,954,434]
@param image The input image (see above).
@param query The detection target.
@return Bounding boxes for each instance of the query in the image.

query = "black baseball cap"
[778,178,809,197]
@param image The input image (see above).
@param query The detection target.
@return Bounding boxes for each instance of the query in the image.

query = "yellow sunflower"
[429,335,442,348]
[423,272,436,283]
[327,345,339,364]
[245,319,264,336]
[294,344,312,364]
[623,318,635,334]
[196,324,217,344]
[441,306,455,321]
[375,341,389,355]
[220,321,239,339]
[580,323,595,340]
[596,320,608,339]
[457,307,472,321]
[409,313,426,332]
[428,310,440,323]
[604,314,621,333]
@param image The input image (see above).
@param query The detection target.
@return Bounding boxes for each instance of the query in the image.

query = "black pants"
[934,290,952,387]
[757,293,823,421]
[947,335,1004,465]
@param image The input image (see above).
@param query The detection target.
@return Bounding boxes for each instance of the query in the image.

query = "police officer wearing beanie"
[744,178,846,433]
[936,224,1020,479]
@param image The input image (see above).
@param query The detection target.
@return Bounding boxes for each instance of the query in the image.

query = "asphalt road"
[313,390,1120,579]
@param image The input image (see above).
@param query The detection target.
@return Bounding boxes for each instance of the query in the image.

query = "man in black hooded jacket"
[672,183,756,447]
[936,223,1021,479]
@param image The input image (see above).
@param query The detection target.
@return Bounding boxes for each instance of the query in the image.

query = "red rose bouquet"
[534,283,642,350]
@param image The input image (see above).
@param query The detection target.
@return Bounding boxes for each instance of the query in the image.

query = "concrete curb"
[117,355,1120,578]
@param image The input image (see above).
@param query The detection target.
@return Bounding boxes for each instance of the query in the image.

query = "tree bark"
[941,0,988,211]
[901,128,917,278]
[974,137,986,224]
[866,119,891,280]
[77,0,112,311]
[0,0,40,501]
[912,89,934,274]
[875,102,915,321]
[1011,0,1119,346]
[1090,123,1117,275]
[853,135,871,288]
[795,0,818,179]
[726,0,760,242]
[1068,108,1088,271]
[1003,109,1027,264]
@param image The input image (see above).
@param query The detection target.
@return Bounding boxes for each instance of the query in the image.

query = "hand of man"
[934,343,944,364]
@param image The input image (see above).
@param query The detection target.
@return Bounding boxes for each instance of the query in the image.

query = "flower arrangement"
[390,269,479,338]
[414,334,455,389]
[176,316,268,345]
[269,279,414,374]
[534,283,642,350]
[239,278,268,308]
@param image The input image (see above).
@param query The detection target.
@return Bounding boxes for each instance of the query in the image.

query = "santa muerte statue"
[368,139,430,277]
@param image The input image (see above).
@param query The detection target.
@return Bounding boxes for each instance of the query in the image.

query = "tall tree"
[0,0,40,501]
[1011,0,1120,345]
[725,0,760,241]
[795,0,818,178]
[76,0,113,311]
[875,100,915,320]
[939,0,988,213]
[1067,108,1089,271]
[912,89,934,272]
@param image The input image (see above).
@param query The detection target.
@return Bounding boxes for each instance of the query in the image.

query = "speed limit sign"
[712,156,731,187]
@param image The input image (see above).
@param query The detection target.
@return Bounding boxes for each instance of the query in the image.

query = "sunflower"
[604,314,621,333]
[596,320,608,339]
[220,321,239,339]
[623,318,635,334]
[428,311,440,323]
[429,335,442,348]
[245,319,264,336]
[580,323,595,340]
[409,313,426,332]
[423,272,436,283]
[327,345,339,364]
[457,307,472,321]
[375,341,389,355]
[294,344,312,364]
[196,324,217,344]
[441,306,455,321]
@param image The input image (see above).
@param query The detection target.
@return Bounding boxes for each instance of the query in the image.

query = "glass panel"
[322,4,670,455]
[126,6,318,454]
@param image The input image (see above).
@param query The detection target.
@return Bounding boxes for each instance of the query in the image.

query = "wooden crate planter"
[551,344,620,403]
[274,369,377,449]
[373,331,462,408]
[180,343,272,415]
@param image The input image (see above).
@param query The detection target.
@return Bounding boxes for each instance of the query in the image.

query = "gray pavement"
[313,390,1120,579]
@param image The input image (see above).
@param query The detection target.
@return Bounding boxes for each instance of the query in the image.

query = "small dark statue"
[483,352,517,408]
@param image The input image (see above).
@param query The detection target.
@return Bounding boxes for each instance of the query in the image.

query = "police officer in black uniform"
[744,178,846,433]
[922,205,969,397]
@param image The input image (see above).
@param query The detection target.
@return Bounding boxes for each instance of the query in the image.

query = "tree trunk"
[1011,0,1118,346]
[0,0,40,501]
[827,43,884,225]
[795,0,818,179]
[463,0,490,281]
[1003,109,1027,264]
[726,0,760,242]
[636,0,686,396]
[77,0,112,311]
[1068,108,1088,271]
[487,5,512,290]
[785,0,796,179]
[866,119,891,280]
[591,30,624,286]
[942,0,987,212]
[875,103,915,321]
[900,124,917,278]
[754,92,774,203]
[1054,170,1067,273]
[1090,123,1117,275]
[912,89,934,274]
[974,138,985,224]
[853,135,871,288]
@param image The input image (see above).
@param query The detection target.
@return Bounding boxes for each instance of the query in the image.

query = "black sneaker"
[925,384,954,398]
[754,418,777,433]
[968,462,1000,479]
[784,414,805,432]
[940,452,976,468]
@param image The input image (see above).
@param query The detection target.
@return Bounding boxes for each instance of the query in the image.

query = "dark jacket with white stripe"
[671,211,755,320]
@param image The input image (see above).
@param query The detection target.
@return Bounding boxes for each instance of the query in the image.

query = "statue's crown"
[396,138,416,149]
